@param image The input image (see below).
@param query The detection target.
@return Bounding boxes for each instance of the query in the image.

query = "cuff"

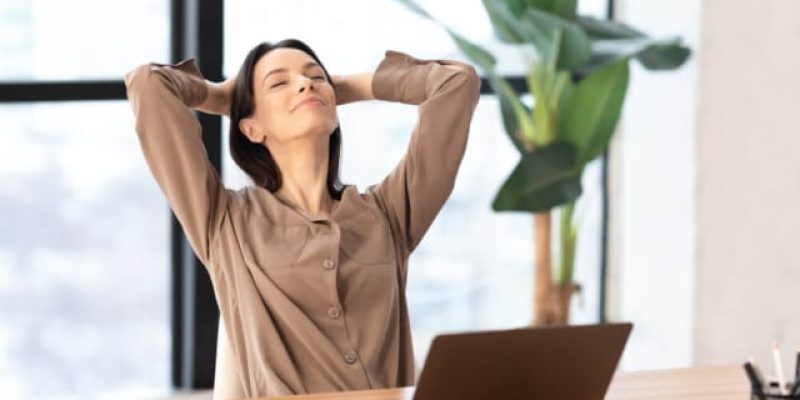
[371,50,423,103]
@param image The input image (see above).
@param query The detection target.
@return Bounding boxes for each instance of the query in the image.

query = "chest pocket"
[339,209,395,266]
[243,221,309,269]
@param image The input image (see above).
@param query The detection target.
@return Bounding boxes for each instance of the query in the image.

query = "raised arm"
[124,58,228,267]
[366,50,481,260]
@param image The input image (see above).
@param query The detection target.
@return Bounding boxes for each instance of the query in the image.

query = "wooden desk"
[259,365,749,399]
[606,365,749,399]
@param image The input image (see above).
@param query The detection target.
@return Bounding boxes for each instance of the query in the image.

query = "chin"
[286,123,336,142]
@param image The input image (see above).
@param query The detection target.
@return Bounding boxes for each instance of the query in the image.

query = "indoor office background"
[1,0,798,399]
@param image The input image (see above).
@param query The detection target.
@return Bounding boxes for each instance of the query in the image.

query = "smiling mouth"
[300,100,322,107]
[295,99,323,111]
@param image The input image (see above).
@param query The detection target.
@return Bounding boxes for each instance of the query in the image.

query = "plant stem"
[533,211,553,324]
[558,202,577,285]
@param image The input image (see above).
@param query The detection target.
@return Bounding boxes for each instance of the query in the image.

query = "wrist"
[197,80,230,116]
[333,73,374,105]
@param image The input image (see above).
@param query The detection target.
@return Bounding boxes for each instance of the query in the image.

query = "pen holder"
[751,381,800,399]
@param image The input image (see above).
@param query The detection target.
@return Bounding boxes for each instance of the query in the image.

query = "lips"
[293,97,324,112]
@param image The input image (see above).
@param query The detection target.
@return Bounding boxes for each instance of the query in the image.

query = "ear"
[238,117,266,144]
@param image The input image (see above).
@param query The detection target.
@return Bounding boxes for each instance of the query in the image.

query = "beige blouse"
[124,49,481,397]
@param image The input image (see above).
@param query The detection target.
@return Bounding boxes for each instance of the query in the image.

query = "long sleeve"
[124,58,228,267]
[368,50,482,258]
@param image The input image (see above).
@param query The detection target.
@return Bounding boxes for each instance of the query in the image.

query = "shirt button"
[322,258,335,269]
[327,307,341,319]
[343,353,357,364]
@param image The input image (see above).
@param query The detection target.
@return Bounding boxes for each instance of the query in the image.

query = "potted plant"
[394,0,691,325]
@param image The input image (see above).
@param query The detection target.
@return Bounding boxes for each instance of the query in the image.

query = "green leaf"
[579,37,691,76]
[489,76,531,153]
[525,32,576,146]
[521,8,590,69]
[636,42,692,70]
[481,0,532,44]
[492,141,583,212]
[576,16,645,39]
[559,57,630,165]
[517,0,578,20]
[498,97,530,153]
[484,71,536,148]
[480,0,590,69]
[506,0,530,16]
[516,0,556,13]
[549,0,578,20]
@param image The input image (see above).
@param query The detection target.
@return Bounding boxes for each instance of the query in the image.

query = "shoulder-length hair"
[229,39,344,200]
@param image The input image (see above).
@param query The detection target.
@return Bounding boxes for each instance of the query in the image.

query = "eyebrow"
[261,61,322,86]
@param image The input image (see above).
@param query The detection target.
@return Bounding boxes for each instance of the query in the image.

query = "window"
[0,1,171,398]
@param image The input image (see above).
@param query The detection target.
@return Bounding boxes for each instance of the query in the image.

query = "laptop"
[412,323,633,400]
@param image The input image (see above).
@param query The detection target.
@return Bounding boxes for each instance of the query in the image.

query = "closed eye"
[270,75,326,89]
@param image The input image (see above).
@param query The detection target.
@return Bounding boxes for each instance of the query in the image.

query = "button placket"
[320,222,345,321]
[320,220,359,369]
[325,222,342,302]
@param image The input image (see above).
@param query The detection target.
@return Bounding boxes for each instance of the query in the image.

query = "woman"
[124,38,480,398]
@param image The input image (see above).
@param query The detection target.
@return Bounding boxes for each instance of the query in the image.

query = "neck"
[270,136,334,217]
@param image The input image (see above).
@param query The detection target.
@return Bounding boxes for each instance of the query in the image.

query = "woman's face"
[239,48,338,147]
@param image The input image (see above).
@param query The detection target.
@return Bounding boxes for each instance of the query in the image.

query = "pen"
[791,378,800,396]
[792,348,800,396]
[744,360,766,398]
[772,340,789,395]
[795,348,800,382]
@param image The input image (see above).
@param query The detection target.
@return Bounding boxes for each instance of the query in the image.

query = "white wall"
[611,0,800,373]
[694,0,800,372]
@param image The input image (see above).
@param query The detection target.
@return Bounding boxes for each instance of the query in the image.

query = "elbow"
[461,64,479,84]
[124,64,159,103]
[457,65,482,106]
[124,63,155,93]
[125,60,207,107]
[124,63,176,100]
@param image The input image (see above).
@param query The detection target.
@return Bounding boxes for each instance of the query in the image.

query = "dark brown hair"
[229,39,344,200]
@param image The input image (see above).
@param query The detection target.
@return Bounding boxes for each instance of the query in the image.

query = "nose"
[298,76,315,93]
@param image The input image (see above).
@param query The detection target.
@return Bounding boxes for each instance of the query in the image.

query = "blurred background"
[1,0,798,398]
